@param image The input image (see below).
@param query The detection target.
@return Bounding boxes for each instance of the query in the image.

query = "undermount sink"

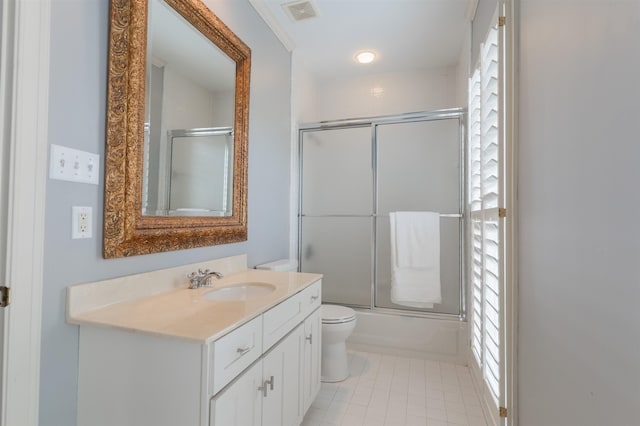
[202,282,277,302]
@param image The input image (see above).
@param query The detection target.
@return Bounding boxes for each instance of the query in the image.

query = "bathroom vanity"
[67,255,322,426]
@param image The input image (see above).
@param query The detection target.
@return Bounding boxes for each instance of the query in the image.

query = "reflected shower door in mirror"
[144,0,236,217]
[144,127,234,216]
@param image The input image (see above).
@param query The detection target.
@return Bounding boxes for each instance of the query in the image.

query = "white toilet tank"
[255,259,298,272]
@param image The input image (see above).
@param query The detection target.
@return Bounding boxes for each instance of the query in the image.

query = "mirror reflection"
[144,0,236,217]
[167,127,233,216]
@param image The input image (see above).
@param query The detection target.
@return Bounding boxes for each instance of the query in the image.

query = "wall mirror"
[104,0,251,258]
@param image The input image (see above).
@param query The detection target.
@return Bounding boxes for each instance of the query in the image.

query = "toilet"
[320,304,356,382]
[255,259,357,382]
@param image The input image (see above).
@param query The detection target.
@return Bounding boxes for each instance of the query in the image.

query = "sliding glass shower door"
[299,110,465,316]
[300,126,373,306]
[375,119,462,315]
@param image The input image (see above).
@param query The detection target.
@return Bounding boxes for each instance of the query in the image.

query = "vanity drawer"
[210,315,263,395]
[300,280,321,318]
[262,291,303,351]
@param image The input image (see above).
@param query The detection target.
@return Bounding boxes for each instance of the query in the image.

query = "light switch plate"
[50,144,99,185]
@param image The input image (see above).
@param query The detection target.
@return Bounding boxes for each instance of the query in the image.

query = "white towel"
[389,211,442,308]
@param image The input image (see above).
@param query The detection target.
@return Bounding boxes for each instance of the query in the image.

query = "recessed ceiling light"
[355,51,376,64]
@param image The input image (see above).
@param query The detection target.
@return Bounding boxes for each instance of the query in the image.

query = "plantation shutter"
[469,20,503,407]
[468,65,483,365]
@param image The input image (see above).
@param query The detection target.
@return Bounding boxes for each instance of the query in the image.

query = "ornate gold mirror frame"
[103,0,251,258]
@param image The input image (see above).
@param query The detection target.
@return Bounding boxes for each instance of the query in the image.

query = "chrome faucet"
[187,269,223,289]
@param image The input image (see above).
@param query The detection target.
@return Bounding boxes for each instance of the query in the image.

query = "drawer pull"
[236,346,251,356]
[305,334,313,344]
[310,295,319,302]
[258,382,268,397]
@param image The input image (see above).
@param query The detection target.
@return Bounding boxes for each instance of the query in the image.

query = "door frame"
[0,0,50,425]
[503,0,518,423]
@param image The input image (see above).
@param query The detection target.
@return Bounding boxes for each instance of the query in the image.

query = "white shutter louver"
[468,67,483,364]
[468,22,502,407]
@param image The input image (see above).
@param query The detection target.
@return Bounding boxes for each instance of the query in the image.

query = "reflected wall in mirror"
[104,0,251,258]
[144,0,235,217]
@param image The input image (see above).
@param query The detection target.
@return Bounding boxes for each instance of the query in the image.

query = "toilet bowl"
[321,304,357,382]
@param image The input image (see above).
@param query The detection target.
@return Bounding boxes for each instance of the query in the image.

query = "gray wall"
[518,1,640,425]
[41,1,291,425]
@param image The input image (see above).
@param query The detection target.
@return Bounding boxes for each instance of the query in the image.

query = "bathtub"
[346,309,469,365]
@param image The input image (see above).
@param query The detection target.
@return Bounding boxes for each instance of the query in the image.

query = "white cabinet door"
[262,324,304,426]
[302,308,322,413]
[210,361,262,426]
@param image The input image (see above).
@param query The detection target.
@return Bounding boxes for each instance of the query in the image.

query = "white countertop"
[68,266,322,344]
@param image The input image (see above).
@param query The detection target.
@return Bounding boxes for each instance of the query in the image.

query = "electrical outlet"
[72,206,92,239]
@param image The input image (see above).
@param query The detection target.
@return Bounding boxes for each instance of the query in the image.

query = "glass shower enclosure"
[298,109,466,318]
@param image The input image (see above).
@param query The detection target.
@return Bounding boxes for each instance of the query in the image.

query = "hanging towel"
[389,211,442,308]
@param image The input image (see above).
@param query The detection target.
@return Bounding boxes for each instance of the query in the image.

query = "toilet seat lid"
[322,304,356,324]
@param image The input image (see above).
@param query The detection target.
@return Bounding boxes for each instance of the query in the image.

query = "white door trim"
[503,0,518,424]
[0,0,50,425]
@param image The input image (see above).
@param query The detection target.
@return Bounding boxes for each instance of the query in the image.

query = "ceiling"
[150,0,236,92]
[250,0,472,83]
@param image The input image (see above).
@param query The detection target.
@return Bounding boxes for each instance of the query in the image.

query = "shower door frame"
[297,108,467,320]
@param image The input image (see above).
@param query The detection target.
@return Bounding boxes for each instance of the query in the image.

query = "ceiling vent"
[282,0,319,22]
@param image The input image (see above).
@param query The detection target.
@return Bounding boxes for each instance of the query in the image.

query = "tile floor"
[301,349,488,426]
